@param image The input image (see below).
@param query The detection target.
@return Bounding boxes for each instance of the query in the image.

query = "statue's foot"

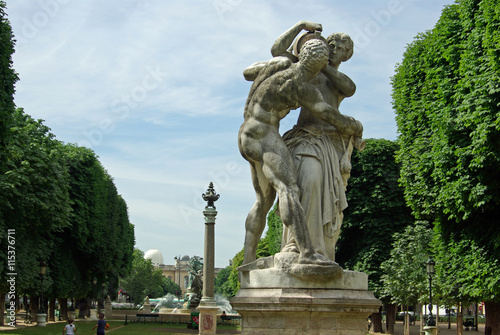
[281,243,299,253]
[297,252,336,266]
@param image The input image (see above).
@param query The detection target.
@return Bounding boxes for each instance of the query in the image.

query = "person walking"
[62,319,77,335]
[92,313,108,335]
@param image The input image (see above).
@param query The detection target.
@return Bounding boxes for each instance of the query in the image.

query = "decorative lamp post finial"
[202,182,220,209]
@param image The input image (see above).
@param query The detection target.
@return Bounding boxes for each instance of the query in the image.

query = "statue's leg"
[296,155,328,257]
[260,140,333,266]
[243,161,276,265]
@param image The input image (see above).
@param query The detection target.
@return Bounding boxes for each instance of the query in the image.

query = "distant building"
[144,250,222,297]
[144,249,164,266]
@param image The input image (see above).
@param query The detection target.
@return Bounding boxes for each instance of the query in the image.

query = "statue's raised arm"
[271,21,322,60]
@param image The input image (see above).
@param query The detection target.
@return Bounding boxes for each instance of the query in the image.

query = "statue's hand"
[353,119,364,137]
[353,136,366,151]
[301,21,322,32]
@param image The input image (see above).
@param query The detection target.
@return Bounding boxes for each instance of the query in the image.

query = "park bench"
[136,313,160,323]
[220,314,241,325]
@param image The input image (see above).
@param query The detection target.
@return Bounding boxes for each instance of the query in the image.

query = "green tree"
[0,6,135,317]
[261,205,283,256]
[0,4,17,319]
[336,138,414,332]
[380,223,433,309]
[57,145,134,301]
[221,250,244,299]
[159,276,181,297]
[214,266,231,297]
[392,0,500,329]
[121,249,175,304]
[0,0,17,170]
[0,109,71,300]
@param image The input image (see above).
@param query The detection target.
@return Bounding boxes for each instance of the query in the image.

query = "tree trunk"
[77,298,87,318]
[30,295,38,320]
[436,303,440,327]
[60,298,68,321]
[0,291,5,326]
[421,304,425,334]
[372,306,384,333]
[386,303,396,334]
[404,312,410,335]
[48,297,56,321]
[448,306,452,329]
[485,302,500,335]
[475,303,478,332]
[457,302,463,335]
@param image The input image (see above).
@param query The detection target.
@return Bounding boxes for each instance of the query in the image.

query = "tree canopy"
[392,0,500,329]
[0,3,135,323]
[380,223,433,306]
[392,0,500,243]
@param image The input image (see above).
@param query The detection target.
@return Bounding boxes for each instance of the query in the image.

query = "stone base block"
[197,305,219,334]
[231,287,380,335]
[36,313,47,327]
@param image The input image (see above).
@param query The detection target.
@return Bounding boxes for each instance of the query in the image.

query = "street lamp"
[39,261,47,313]
[426,258,436,326]
[36,261,47,327]
[174,256,181,299]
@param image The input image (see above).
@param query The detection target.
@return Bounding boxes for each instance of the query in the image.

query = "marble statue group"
[238,20,365,272]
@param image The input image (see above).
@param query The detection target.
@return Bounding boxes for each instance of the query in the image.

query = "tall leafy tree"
[0,4,22,322]
[0,6,135,319]
[214,266,231,297]
[392,0,500,330]
[53,144,135,304]
[380,223,433,307]
[0,0,17,170]
[1,109,71,296]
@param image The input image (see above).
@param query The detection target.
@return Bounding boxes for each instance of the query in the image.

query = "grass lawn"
[0,320,241,334]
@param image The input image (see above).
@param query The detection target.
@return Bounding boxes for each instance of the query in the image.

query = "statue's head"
[298,39,329,74]
[326,33,354,65]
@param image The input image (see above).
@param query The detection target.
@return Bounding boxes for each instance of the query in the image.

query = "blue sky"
[6,0,454,268]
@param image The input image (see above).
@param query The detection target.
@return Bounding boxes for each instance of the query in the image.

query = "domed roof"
[181,255,190,261]
[144,249,164,266]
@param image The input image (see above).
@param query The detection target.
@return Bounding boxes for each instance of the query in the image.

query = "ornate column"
[197,182,220,334]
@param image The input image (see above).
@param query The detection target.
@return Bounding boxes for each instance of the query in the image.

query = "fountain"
[215,294,235,314]
[152,294,190,314]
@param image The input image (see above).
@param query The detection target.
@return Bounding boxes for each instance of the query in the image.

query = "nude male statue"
[238,37,362,266]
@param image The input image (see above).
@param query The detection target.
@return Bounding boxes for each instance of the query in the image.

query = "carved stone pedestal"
[424,326,438,335]
[36,313,47,327]
[197,303,219,334]
[231,254,381,335]
[104,296,112,318]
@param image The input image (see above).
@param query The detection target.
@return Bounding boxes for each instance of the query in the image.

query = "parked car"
[397,311,419,323]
